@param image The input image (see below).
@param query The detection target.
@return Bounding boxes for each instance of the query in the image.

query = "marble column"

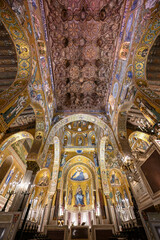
[9,170,33,212]
[49,206,55,223]
[41,197,52,231]
[103,195,111,224]
[92,209,96,225]
[48,193,56,224]
[40,205,47,232]
[106,195,113,224]
[64,210,67,225]
[110,204,119,232]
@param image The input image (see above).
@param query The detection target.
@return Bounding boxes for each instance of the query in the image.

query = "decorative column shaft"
[41,198,52,231]
[9,170,33,212]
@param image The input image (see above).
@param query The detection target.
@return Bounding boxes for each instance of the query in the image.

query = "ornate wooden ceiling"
[147,34,160,96]
[0,20,17,93]
[44,0,125,112]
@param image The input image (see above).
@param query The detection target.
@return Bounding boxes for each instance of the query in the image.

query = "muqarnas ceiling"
[44,0,125,111]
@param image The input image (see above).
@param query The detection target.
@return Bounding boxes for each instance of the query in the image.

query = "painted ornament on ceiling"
[43,0,125,110]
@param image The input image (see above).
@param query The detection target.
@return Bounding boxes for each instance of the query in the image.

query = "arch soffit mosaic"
[129,131,151,142]
[0,1,32,109]
[117,102,133,156]
[40,114,122,166]
[0,131,34,153]
[48,136,60,195]
[99,136,110,195]
[115,11,160,155]
[0,155,14,170]
[133,11,160,108]
[0,2,46,141]
[14,102,46,163]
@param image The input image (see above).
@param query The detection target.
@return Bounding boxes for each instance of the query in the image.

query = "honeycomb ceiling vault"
[44,0,125,112]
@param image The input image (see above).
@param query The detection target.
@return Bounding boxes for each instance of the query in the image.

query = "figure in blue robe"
[110,174,115,184]
[75,185,84,206]
[93,153,99,167]
[71,171,85,181]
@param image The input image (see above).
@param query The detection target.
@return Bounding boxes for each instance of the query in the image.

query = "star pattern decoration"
[44,0,125,111]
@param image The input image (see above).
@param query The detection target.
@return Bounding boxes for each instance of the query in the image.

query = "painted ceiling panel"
[44,0,125,112]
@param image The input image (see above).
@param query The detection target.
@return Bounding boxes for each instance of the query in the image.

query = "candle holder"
[18,190,30,212]
[1,190,15,212]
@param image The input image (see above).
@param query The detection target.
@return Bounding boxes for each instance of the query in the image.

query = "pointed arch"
[41,114,122,199]
[0,1,32,132]
[99,136,110,195]
[133,11,160,108]
[49,136,60,195]
[0,131,34,152]
[41,114,121,166]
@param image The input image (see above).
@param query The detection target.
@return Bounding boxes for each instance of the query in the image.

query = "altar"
[44,224,115,240]
[69,226,90,240]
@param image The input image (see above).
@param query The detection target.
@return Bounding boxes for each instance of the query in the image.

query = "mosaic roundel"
[1,10,16,24]
[10,25,24,39]
[15,40,30,59]
[17,69,29,79]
